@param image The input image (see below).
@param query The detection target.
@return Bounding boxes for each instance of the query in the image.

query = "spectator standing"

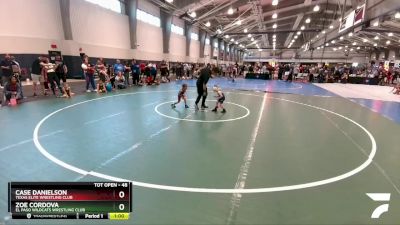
[31,56,44,97]
[1,54,13,86]
[160,60,169,82]
[113,59,124,79]
[55,59,68,84]
[150,64,157,82]
[139,61,146,75]
[124,61,131,86]
[10,56,24,98]
[41,57,63,96]
[81,56,96,92]
[131,59,140,86]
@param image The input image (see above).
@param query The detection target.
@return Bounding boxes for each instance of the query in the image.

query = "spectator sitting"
[115,73,126,89]
[62,82,74,98]
[4,76,22,105]
[96,79,107,93]
[391,83,400,95]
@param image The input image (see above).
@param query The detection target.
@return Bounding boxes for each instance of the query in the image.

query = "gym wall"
[0,0,215,78]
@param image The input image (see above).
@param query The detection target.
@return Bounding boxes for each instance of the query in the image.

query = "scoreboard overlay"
[8,182,132,220]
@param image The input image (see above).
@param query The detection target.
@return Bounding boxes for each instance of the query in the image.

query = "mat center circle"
[154,99,250,123]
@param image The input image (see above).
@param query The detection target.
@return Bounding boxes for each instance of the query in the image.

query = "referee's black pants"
[195,83,207,107]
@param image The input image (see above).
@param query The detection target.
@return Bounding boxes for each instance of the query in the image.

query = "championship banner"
[339,10,355,33]
[354,4,365,25]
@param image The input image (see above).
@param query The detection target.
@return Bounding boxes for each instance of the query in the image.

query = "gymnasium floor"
[0,78,400,225]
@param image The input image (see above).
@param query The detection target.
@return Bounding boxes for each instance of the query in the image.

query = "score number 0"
[118,191,126,211]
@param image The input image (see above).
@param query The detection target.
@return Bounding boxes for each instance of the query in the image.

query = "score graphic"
[8,182,131,220]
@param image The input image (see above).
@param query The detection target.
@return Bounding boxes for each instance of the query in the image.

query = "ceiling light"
[230,38,234,42]
[325,43,329,46]
[272,0,278,6]
[272,13,278,19]
[338,46,342,49]
[251,37,254,41]
[244,28,248,33]
[322,30,326,34]
[357,46,360,49]
[317,47,320,50]
[235,41,239,44]
[345,49,348,52]
[301,26,305,30]
[333,48,337,51]
[189,11,196,18]
[350,48,354,51]
[329,25,334,29]
[248,34,252,37]
[273,34,276,38]
[363,38,367,42]
[373,21,379,27]
[348,32,353,37]
[205,21,211,27]
[225,35,229,38]
[305,18,311,23]
[386,40,391,45]
[352,42,357,45]
[345,45,348,48]
[340,36,344,40]
[294,36,298,39]
[313,5,320,12]
[297,31,301,35]
[316,35,319,38]
[374,36,379,40]
[331,40,335,44]
[217,29,222,34]
[236,20,242,25]
[373,43,377,46]
[395,12,400,19]
[272,23,277,29]
[321,46,324,49]
[259,49,262,51]
[227,7,234,15]
[388,33,393,37]
[166,0,173,3]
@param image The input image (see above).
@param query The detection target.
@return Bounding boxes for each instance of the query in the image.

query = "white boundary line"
[154,99,250,123]
[0,130,63,153]
[33,91,377,193]
[227,93,267,223]
[84,111,125,125]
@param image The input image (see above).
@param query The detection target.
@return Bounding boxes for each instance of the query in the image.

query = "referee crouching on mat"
[195,63,212,110]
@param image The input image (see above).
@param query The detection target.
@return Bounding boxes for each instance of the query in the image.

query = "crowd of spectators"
[2,54,399,106]
[241,62,400,94]
[0,54,218,106]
